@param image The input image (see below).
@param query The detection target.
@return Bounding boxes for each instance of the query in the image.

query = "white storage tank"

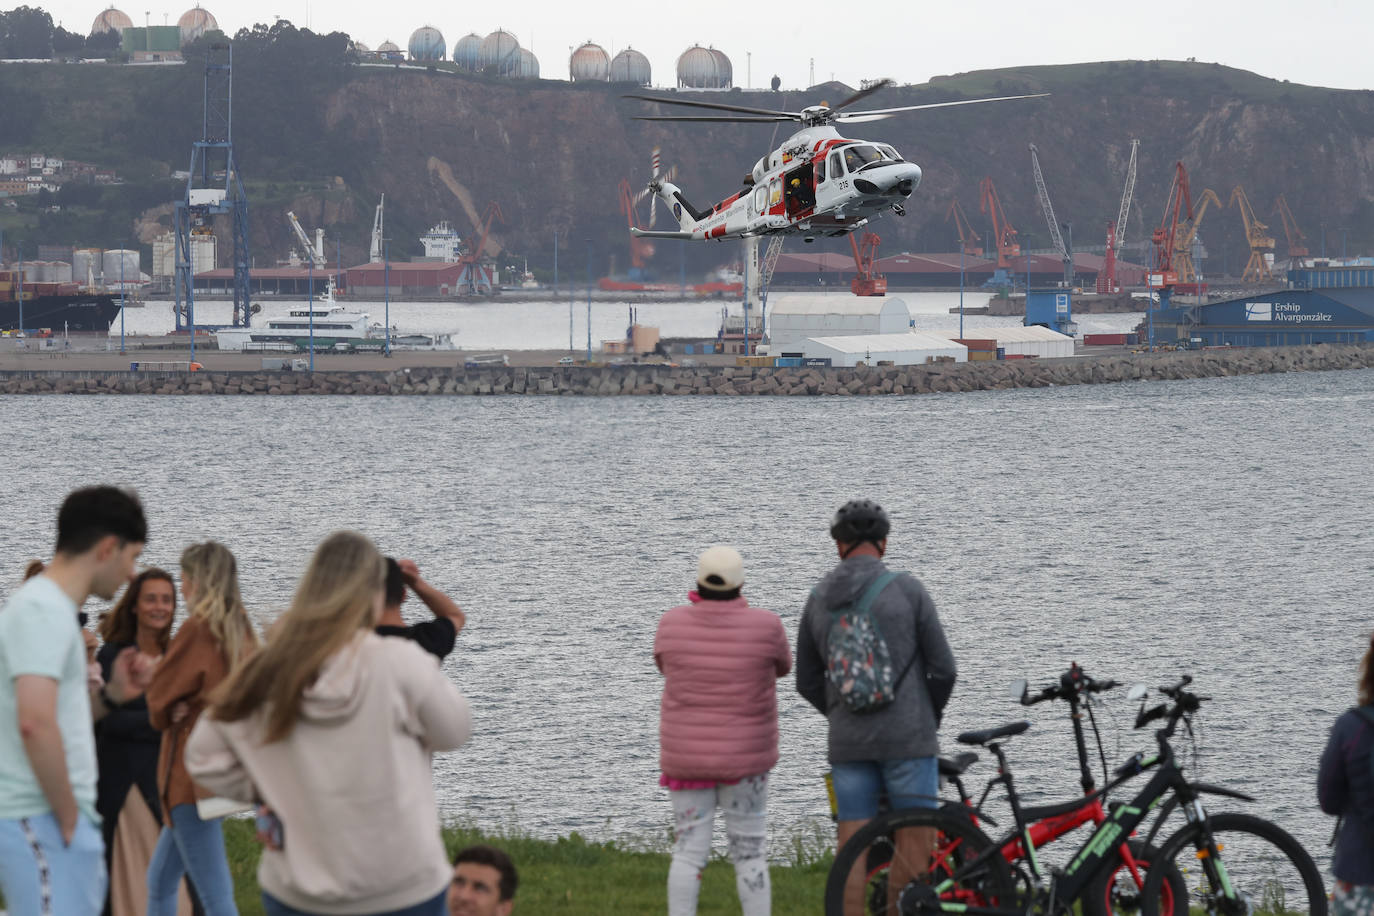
[104,249,140,284]
[610,47,650,85]
[90,6,132,34]
[478,29,520,75]
[677,44,731,88]
[407,25,446,61]
[453,33,482,71]
[151,234,175,278]
[177,5,217,44]
[50,261,74,283]
[191,235,216,274]
[72,248,102,285]
[514,47,539,79]
[569,41,609,81]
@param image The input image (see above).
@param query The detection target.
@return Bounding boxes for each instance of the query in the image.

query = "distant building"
[420,222,463,262]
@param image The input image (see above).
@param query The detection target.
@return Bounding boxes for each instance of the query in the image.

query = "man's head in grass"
[448,844,517,916]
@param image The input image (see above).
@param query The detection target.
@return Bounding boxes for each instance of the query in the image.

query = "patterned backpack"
[824,571,909,714]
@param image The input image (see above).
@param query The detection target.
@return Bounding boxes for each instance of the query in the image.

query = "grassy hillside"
[3,52,1372,278]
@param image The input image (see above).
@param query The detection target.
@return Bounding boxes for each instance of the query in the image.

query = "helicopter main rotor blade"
[838,92,1050,120]
[624,93,797,119]
[635,115,795,123]
[828,79,893,113]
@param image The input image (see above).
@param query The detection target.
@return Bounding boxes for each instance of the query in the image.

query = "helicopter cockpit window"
[829,151,843,176]
[880,145,903,162]
[843,145,885,173]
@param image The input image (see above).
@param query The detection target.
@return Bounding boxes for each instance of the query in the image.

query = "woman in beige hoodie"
[185,531,472,916]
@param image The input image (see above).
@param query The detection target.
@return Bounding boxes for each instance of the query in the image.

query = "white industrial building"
[767,297,912,354]
[933,325,1076,358]
[802,332,967,367]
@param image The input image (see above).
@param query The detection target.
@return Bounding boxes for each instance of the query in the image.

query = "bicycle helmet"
[829,499,890,544]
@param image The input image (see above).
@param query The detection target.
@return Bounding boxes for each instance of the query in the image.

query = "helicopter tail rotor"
[634,147,678,227]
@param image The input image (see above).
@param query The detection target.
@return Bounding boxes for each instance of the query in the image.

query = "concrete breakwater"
[1,344,1371,397]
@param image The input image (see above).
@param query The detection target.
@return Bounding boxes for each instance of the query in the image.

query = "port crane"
[1272,195,1309,261]
[979,176,1020,269]
[945,199,983,256]
[626,81,1046,243]
[1171,188,1221,285]
[458,201,504,294]
[847,231,886,296]
[1149,162,1195,302]
[1229,185,1276,283]
[617,179,656,272]
[1099,139,1138,294]
[370,195,385,262]
[1029,143,1072,286]
[286,211,324,266]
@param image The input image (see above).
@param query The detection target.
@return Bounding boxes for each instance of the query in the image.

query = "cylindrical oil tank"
[72,248,102,285]
[408,26,446,61]
[569,41,609,82]
[177,5,217,44]
[90,6,132,34]
[677,44,726,89]
[514,47,539,79]
[104,249,140,284]
[453,32,482,71]
[478,29,520,75]
[610,47,650,85]
[50,261,74,283]
[709,47,733,87]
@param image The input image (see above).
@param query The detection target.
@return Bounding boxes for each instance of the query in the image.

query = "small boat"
[215,279,380,352]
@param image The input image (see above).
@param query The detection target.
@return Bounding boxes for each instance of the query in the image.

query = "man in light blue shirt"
[0,486,147,916]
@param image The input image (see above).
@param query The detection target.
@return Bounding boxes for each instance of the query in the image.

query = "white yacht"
[215,280,381,352]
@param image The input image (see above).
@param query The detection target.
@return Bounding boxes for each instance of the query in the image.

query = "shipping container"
[774,357,803,368]
[1083,333,1128,346]
[968,350,997,361]
[735,355,774,367]
[802,357,832,367]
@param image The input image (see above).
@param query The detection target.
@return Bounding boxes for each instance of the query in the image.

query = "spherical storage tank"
[514,48,539,79]
[478,29,520,75]
[569,41,609,82]
[453,33,482,71]
[177,5,217,44]
[408,26,446,61]
[677,44,731,89]
[103,249,139,284]
[90,7,132,34]
[610,47,650,86]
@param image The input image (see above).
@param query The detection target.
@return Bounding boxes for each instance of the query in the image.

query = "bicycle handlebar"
[1019,662,1119,706]
[1132,673,1209,730]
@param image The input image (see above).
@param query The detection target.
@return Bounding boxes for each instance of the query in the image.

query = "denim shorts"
[831,757,939,821]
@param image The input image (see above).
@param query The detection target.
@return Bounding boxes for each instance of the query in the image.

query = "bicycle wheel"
[1139,812,1326,916]
[1082,838,1188,916]
[823,807,1016,916]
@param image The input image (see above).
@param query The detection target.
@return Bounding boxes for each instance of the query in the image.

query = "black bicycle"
[824,675,1326,916]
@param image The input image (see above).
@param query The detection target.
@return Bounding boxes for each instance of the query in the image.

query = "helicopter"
[626,80,1046,244]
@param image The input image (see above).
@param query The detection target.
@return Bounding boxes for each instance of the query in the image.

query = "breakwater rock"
[1,344,1371,397]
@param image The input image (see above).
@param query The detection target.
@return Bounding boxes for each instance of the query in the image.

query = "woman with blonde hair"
[186,531,471,916]
[145,542,259,916]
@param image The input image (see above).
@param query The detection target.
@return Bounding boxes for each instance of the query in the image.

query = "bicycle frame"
[927,733,1201,916]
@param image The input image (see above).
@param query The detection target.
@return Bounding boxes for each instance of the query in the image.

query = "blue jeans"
[147,803,237,916]
[831,756,939,821]
[0,811,106,915]
[262,888,446,915]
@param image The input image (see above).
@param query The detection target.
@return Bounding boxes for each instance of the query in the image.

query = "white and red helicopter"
[626,80,1045,243]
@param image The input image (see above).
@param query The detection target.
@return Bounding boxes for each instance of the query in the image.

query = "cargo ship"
[0,271,120,333]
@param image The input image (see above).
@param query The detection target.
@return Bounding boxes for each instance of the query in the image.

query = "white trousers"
[667,773,771,916]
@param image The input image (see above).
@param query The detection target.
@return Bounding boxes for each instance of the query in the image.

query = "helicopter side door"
[815,148,849,212]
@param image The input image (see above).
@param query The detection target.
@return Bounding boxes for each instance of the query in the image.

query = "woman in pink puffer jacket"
[654,545,793,916]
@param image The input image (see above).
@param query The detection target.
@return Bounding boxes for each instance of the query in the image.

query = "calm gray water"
[2,368,1370,870]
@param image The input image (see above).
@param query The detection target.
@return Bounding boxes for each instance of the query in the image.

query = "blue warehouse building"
[1153,287,1374,348]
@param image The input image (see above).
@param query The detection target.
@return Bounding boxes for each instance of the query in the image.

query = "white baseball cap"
[697,545,744,591]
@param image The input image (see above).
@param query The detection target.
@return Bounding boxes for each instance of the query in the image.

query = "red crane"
[459,202,504,293]
[617,179,655,271]
[979,177,1020,269]
[848,231,886,296]
[1273,195,1310,259]
[1150,162,1194,290]
[945,199,983,257]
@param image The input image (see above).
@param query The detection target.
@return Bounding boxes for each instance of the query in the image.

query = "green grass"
[222,818,833,915]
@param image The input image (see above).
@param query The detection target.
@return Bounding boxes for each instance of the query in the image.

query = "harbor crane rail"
[1029,143,1071,286]
[1229,185,1276,283]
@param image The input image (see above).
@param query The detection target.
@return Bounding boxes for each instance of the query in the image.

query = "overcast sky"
[54,0,1374,92]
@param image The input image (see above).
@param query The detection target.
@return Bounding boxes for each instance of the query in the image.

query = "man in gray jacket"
[796,498,957,914]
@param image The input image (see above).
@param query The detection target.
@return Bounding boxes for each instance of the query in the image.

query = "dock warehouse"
[1154,288,1374,347]
[801,331,967,367]
[766,297,912,355]
[929,325,1076,358]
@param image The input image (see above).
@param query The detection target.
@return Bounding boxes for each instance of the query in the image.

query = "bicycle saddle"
[938,752,979,777]
[956,721,1031,746]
